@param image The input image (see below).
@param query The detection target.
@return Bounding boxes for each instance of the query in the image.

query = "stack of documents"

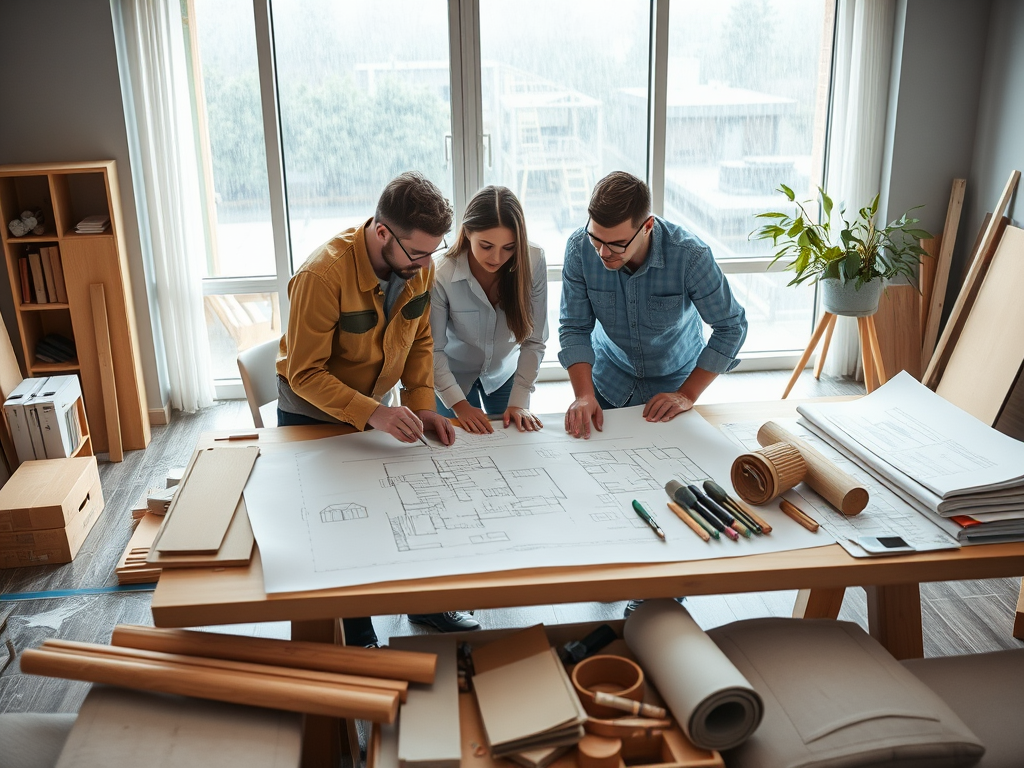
[798,372,1024,544]
[471,625,586,760]
[75,215,110,233]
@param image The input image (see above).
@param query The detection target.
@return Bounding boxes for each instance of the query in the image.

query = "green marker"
[632,499,666,540]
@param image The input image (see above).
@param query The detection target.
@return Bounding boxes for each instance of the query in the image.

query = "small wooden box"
[0,456,104,567]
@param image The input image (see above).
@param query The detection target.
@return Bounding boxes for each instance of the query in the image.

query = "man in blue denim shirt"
[559,172,747,439]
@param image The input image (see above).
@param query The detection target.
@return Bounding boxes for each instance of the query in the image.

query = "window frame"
[194,0,836,396]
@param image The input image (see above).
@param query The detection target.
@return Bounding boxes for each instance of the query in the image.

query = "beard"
[382,239,423,281]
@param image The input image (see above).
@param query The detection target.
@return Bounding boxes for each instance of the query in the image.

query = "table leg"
[858,317,877,393]
[1013,578,1024,640]
[865,583,923,660]
[793,587,846,619]
[813,314,838,379]
[293,619,346,768]
[864,315,888,385]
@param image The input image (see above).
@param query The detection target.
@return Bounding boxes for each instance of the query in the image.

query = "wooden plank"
[90,283,122,462]
[146,496,254,568]
[936,226,1024,424]
[873,285,921,379]
[1014,582,1024,641]
[925,170,1021,388]
[918,235,940,333]
[792,587,846,619]
[921,179,966,361]
[153,446,259,554]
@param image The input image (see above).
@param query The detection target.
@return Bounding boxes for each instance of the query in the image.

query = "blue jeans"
[435,373,516,418]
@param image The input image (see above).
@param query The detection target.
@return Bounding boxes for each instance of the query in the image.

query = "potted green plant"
[750,185,932,317]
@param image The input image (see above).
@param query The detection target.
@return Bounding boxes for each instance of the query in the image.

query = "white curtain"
[116,0,215,412]
[823,0,896,378]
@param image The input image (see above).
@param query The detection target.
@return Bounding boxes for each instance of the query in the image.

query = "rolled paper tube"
[624,599,762,751]
[756,420,869,515]
[592,691,667,719]
[42,639,409,702]
[20,646,399,722]
[730,442,806,506]
[110,624,436,684]
[585,717,674,739]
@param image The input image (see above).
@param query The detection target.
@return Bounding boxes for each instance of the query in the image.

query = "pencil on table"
[779,498,819,532]
[667,502,712,542]
[730,498,772,534]
[730,517,753,537]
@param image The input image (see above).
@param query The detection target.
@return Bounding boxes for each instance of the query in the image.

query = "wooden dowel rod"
[110,624,436,684]
[43,639,408,702]
[756,421,869,515]
[21,646,398,723]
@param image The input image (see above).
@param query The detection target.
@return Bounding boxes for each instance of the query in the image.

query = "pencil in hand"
[779,498,819,532]
[667,502,712,542]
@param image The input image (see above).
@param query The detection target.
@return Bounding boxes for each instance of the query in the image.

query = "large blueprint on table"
[243,406,831,593]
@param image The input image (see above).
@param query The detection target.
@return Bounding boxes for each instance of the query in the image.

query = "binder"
[28,251,47,304]
[4,377,48,463]
[28,375,83,459]
[49,246,68,303]
[18,257,31,304]
[40,248,57,302]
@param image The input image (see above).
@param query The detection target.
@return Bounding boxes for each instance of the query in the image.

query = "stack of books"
[75,214,110,233]
[35,334,76,365]
[19,246,68,305]
[798,372,1024,544]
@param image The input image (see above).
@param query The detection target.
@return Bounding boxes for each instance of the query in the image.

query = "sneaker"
[623,597,686,619]
[407,611,481,632]
[343,616,379,648]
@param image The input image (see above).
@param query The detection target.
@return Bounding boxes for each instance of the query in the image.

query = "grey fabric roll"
[623,598,762,751]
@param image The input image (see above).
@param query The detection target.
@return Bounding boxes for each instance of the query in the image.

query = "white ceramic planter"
[820,277,883,317]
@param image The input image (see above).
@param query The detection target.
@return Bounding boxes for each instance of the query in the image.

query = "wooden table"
[150,399,1024,765]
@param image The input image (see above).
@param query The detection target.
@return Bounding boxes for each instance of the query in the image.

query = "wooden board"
[872,284,922,379]
[147,496,254,568]
[921,179,966,360]
[925,170,1021,388]
[936,226,1024,425]
[153,446,259,554]
[918,235,940,341]
[91,283,123,462]
[116,513,162,584]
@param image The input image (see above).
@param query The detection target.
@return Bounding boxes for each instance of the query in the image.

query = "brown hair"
[375,172,453,237]
[588,171,651,228]
[444,186,534,343]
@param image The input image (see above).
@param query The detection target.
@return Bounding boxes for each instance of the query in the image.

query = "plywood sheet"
[147,496,254,568]
[154,446,259,554]
[937,225,1024,424]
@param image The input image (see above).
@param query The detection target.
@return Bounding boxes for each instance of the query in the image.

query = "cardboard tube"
[20,646,398,723]
[624,599,762,751]
[43,639,408,702]
[111,624,436,684]
[730,442,806,505]
[756,421,869,515]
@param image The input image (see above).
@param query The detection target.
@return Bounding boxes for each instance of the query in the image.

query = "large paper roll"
[623,599,762,751]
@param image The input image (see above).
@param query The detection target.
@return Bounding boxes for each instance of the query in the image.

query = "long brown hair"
[444,186,534,343]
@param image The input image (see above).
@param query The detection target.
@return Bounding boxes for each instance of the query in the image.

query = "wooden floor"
[1,371,1022,717]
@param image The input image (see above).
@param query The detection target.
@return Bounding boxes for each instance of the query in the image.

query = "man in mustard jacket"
[276,172,476,644]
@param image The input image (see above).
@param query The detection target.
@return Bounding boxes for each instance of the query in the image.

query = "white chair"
[236,338,280,428]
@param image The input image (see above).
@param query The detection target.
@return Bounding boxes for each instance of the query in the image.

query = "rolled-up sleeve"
[557,234,597,370]
[429,276,467,410]
[687,245,747,374]
[508,250,549,409]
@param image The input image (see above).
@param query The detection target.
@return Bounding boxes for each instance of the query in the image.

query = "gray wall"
[961,0,1024,271]
[0,0,166,412]
[880,0,991,240]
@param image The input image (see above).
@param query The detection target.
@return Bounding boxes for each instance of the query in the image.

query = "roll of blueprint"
[623,599,762,751]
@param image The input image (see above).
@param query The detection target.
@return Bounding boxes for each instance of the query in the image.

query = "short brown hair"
[588,171,651,228]
[375,172,453,238]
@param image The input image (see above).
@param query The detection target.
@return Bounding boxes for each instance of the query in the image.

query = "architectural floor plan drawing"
[244,406,834,594]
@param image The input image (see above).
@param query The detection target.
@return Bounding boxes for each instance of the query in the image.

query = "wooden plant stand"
[782,311,887,398]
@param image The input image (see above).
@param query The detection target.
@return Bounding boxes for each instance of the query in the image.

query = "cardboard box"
[0,457,104,566]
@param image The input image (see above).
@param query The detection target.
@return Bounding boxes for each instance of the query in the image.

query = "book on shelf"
[75,214,110,233]
[27,251,48,304]
[18,257,31,304]
[40,247,57,302]
[47,246,68,303]
[35,334,76,364]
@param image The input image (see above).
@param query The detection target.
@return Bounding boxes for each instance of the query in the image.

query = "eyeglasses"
[381,222,448,263]
[586,218,647,255]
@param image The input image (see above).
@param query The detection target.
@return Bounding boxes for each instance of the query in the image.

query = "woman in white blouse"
[431,186,548,433]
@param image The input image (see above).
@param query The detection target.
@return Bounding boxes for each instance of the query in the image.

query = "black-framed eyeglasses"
[381,221,447,263]
[586,218,647,255]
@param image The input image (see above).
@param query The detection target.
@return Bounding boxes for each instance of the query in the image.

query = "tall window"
[187,0,836,389]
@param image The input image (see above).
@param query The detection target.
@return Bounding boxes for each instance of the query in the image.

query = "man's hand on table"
[643,391,695,422]
[417,410,456,446]
[367,404,428,444]
[564,394,603,439]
